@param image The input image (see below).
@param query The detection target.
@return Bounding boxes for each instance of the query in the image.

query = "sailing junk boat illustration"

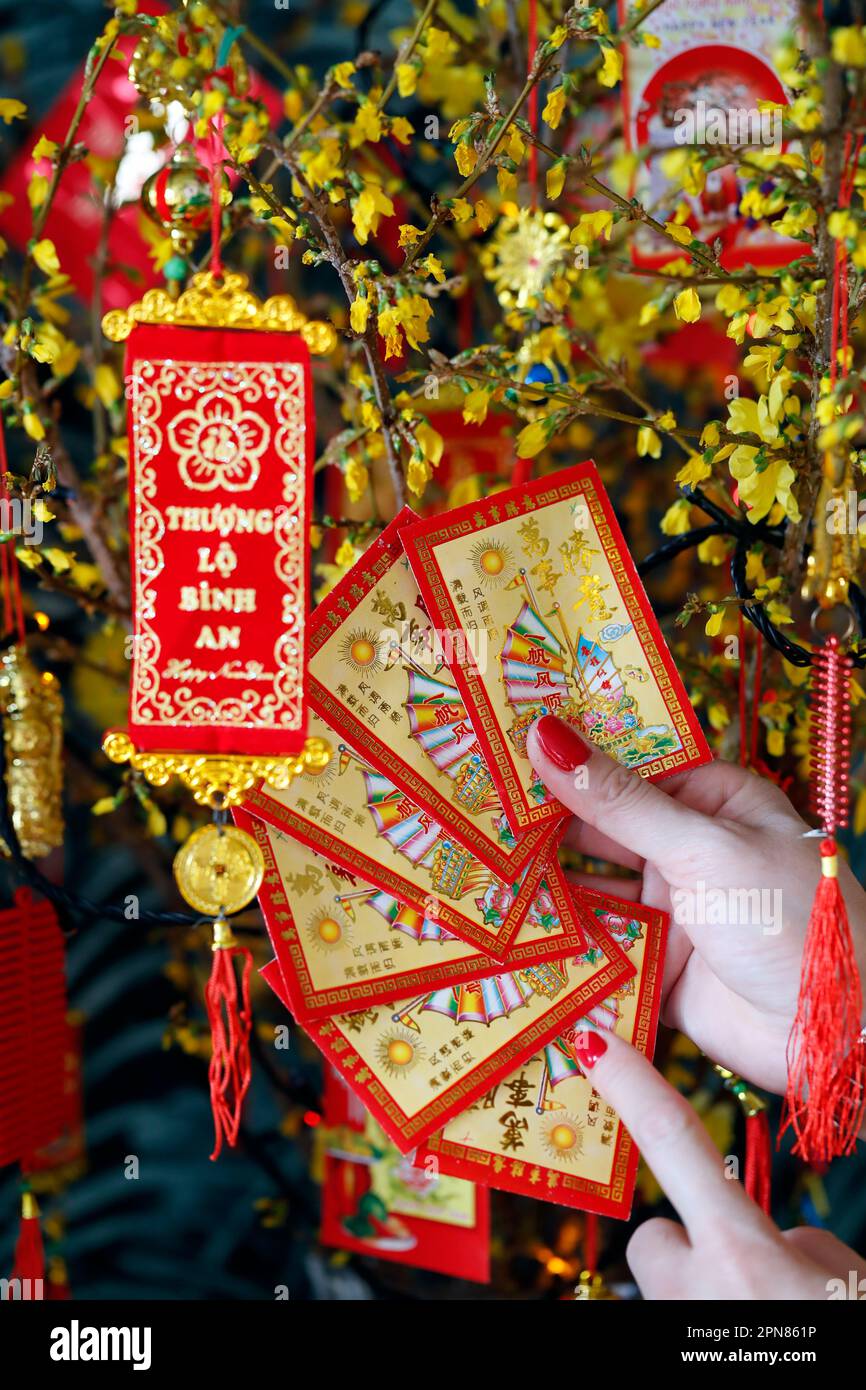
[499,571,682,770]
[334,886,458,944]
[536,914,643,1112]
[339,745,492,900]
[391,959,569,1032]
[402,660,498,816]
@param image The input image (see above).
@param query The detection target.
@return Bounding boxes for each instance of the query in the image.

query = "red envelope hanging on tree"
[101,272,337,796]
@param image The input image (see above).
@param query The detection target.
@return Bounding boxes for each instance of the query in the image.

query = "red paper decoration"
[0,889,69,1170]
[123,322,314,758]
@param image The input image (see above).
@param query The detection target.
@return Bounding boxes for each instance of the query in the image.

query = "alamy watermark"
[673,101,782,156]
[0,497,43,545]
[672,880,783,936]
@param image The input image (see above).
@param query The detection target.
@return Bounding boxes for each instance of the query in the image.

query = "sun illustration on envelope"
[339,627,386,675]
[375,1028,426,1078]
[539,1112,585,1163]
[469,538,515,589]
[306,905,353,954]
[167,391,270,492]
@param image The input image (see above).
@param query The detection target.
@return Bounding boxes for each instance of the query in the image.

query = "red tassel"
[780,635,866,1163]
[745,1110,772,1214]
[781,836,866,1162]
[8,1192,45,1299]
[205,919,253,1161]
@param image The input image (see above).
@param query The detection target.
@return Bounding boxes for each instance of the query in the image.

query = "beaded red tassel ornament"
[781,635,866,1162]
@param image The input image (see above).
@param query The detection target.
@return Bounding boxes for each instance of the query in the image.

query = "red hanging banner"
[123,321,313,758]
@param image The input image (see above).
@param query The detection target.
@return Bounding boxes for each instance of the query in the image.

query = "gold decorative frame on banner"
[102,270,336,810]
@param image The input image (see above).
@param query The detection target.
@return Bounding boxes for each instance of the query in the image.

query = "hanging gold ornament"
[142,151,218,257]
[801,450,858,609]
[173,823,264,917]
[128,7,250,106]
[0,646,64,859]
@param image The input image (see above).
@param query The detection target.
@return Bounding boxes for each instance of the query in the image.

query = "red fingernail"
[576,1031,607,1070]
[534,714,590,772]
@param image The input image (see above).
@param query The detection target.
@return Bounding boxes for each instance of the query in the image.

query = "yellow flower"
[451,198,474,223]
[390,116,414,146]
[32,238,60,275]
[705,611,724,637]
[415,421,444,467]
[22,408,45,442]
[455,141,477,176]
[349,102,384,148]
[462,389,490,425]
[832,25,866,66]
[570,210,614,243]
[546,161,566,201]
[28,173,49,208]
[351,184,394,244]
[708,702,730,731]
[664,221,693,247]
[516,419,549,458]
[398,223,422,246]
[637,425,661,458]
[475,198,495,230]
[675,454,712,488]
[349,295,370,333]
[698,535,731,566]
[767,728,785,757]
[598,46,623,88]
[727,396,779,443]
[334,539,359,569]
[715,283,749,317]
[396,63,418,97]
[94,364,121,408]
[700,421,721,448]
[331,61,356,89]
[730,454,800,524]
[542,86,566,130]
[403,459,427,498]
[344,456,369,503]
[0,99,26,124]
[32,135,58,160]
[660,499,692,535]
[674,288,701,322]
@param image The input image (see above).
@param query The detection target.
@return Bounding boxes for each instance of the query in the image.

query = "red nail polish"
[534,714,590,772]
[576,1031,607,1070]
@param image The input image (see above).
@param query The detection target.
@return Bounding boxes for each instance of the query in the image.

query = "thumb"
[527,713,709,870]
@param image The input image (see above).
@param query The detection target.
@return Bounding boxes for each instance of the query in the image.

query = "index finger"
[576,1026,768,1239]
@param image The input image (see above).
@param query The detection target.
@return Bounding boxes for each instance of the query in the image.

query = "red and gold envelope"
[401,461,711,835]
[317,1065,490,1283]
[262,918,634,1154]
[124,323,312,756]
[415,891,667,1219]
[307,507,555,877]
[240,808,614,1021]
[246,709,592,961]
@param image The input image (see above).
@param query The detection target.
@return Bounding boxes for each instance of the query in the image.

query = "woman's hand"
[575,1026,866,1300]
[526,714,866,1098]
